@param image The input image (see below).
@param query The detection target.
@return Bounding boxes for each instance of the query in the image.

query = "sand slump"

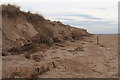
[2,16,38,51]
[2,59,55,78]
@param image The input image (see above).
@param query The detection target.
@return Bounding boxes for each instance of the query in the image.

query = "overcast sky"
[1,0,119,34]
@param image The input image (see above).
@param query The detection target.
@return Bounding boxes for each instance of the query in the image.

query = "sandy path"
[2,35,118,78]
[38,35,118,78]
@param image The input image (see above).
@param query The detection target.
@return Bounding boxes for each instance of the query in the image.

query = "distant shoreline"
[95,34,118,35]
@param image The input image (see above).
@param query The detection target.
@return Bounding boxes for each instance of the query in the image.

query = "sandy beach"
[2,34,118,78]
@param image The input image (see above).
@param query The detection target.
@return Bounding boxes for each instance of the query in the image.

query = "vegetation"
[71,31,83,40]
[32,34,52,46]
[8,47,20,53]
[2,4,21,18]
[52,37,61,43]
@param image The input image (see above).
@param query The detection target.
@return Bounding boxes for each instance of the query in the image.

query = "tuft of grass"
[2,4,21,18]
[63,36,69,40]
[52,37,61,43]
[75,46,84,51]
[71,31,83,40]
[32,34,52,46]
[8,43,36,54]
[25,53,31,59]
[20,43,35,52]
[8,47,20,53]
[25,11,45,26]
[40,24,54,38]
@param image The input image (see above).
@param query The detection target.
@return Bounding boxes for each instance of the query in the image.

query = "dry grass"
[71,31,83,40]
[20,43,35,52]
[75,46,84,51]
[7,47,20,53]
[32,54,44,62]
[52,37,61,43]
[8,43,36,55]
[2,4,21,18]
[24,53,31,59]
[3,61,53,78]
[33,34,52,46]
[3,67,38,78]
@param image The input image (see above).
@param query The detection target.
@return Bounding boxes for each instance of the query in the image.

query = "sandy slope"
[2,35,118,78]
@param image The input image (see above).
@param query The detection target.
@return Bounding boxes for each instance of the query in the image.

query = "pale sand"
[2,35,118,78]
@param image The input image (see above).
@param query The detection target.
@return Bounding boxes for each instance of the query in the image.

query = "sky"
[1,0,119,34]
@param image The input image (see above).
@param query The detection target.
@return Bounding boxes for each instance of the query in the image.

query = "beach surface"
[2,34,118,78]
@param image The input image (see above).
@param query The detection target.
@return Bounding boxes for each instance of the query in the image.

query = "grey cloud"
[62,20,116,26]
[45,13,117,34]
[55,18,75,21]
[45,13,104,21]
[61,20,117,34]
[68,14,104,20]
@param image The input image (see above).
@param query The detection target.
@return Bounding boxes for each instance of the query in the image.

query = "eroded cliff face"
[2,4,89,52]
[2,16,38,50]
